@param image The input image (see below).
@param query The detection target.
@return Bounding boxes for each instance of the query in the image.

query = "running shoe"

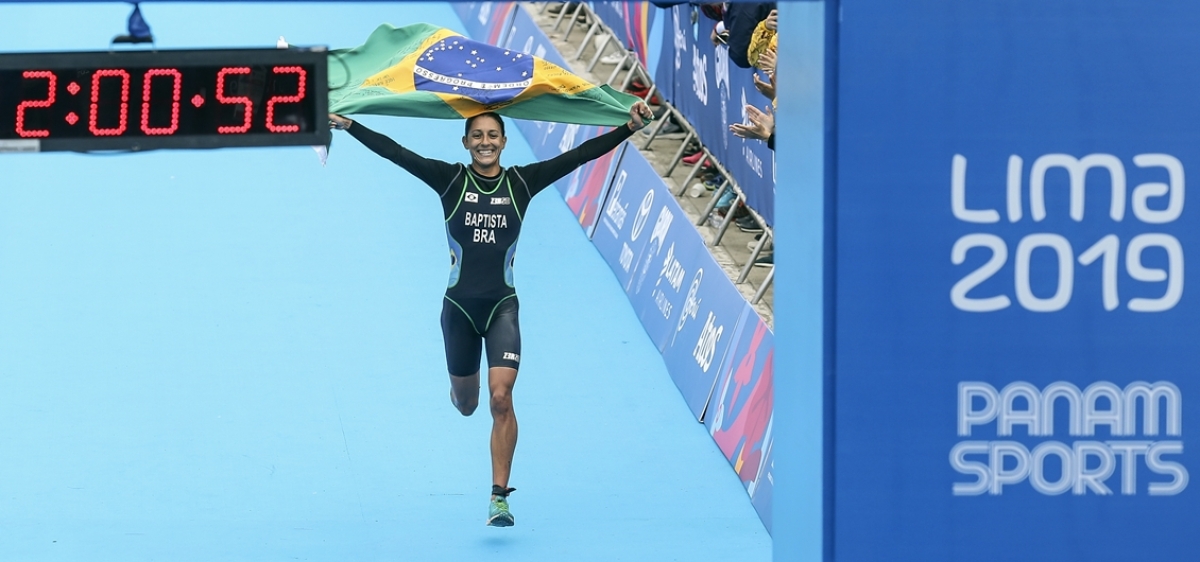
[599,52,627,65]
[737,215,764,233]
[682,150,705,165]
[487,496,515,527]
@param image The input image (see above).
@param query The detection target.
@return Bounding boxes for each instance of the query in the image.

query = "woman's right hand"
[329,113,353,130]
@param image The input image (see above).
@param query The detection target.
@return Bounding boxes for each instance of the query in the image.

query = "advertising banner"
[550,123,625,236]
[656,5,775,225]
[706,303,775,532]
[592,145,659,292]
[588,1,657,69]
[623,177,699,350]
[500,3,570,68]
[559,139,623,237]
[658,233,749,420]
[833,2,1200,560]
[451,1,518,47]
[596,148,750,417]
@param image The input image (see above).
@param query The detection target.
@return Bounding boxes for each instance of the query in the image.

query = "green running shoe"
[487,496,514,527]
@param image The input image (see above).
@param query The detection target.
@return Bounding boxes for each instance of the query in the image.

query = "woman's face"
[462,115,507,171]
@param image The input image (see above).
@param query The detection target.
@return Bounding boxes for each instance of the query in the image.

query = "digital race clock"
[0,47,329,152]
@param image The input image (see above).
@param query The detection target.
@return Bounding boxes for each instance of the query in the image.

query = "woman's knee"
[489,388,513,417]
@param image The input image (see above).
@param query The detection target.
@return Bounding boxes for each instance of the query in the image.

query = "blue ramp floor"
[0,3,771,561]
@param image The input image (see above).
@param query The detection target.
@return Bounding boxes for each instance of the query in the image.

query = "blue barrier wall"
[773,2,828,561]
[775,1,1199,560]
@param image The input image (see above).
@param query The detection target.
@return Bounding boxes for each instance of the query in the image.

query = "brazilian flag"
[328,23,641,126]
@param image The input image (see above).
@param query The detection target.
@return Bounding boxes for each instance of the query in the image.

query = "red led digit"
[89,69,130,136]
[140,68,182,136]
[216,66,252,134]
[265,66,306,133]
[15,70,56,138]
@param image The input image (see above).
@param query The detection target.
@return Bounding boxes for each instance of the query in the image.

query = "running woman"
[328,100,653,527]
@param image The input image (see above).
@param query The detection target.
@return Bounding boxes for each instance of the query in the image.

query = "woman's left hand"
[626,101,654,132]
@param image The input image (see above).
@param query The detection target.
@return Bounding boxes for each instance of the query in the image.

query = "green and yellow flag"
[328,23,641,126]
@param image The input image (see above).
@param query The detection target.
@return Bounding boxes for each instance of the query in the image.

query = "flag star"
[471,50,477,55]
[504,51,510,55]
[522,71,528,77]
[496,67,502,71]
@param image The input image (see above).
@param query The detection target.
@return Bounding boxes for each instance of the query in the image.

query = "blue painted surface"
[773,3,828,561]
[832,1,1198,560]
[0,4,771,561]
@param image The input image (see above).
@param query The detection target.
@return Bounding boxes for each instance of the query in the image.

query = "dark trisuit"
[346,121,633,375]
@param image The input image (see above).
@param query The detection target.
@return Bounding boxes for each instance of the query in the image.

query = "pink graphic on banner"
[485,3,517,46]
[566,150,617,230]
[621,2,653,67]
[709,312,774,493]
[592,1,655,67]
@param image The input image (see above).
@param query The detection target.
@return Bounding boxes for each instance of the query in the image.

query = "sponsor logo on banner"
[693,308,722,373]
[950,153,1184,314]
[633,205,674,294]
[715,44,729,150]
[651,242,686,321]
[692,47,708,106]
[668,266,724,374]
[630,188,656,243]
[559,123,580,154]
[674,9,687,70]
[677,268,702,332]
[952,380,1187,496]
[604,170,629,232]
[619,242,634,272]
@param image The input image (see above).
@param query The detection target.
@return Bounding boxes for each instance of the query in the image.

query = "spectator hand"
[729,105,774,142]
[765,9,778,32]
[752,73,776,101]
[757,48,777,76]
